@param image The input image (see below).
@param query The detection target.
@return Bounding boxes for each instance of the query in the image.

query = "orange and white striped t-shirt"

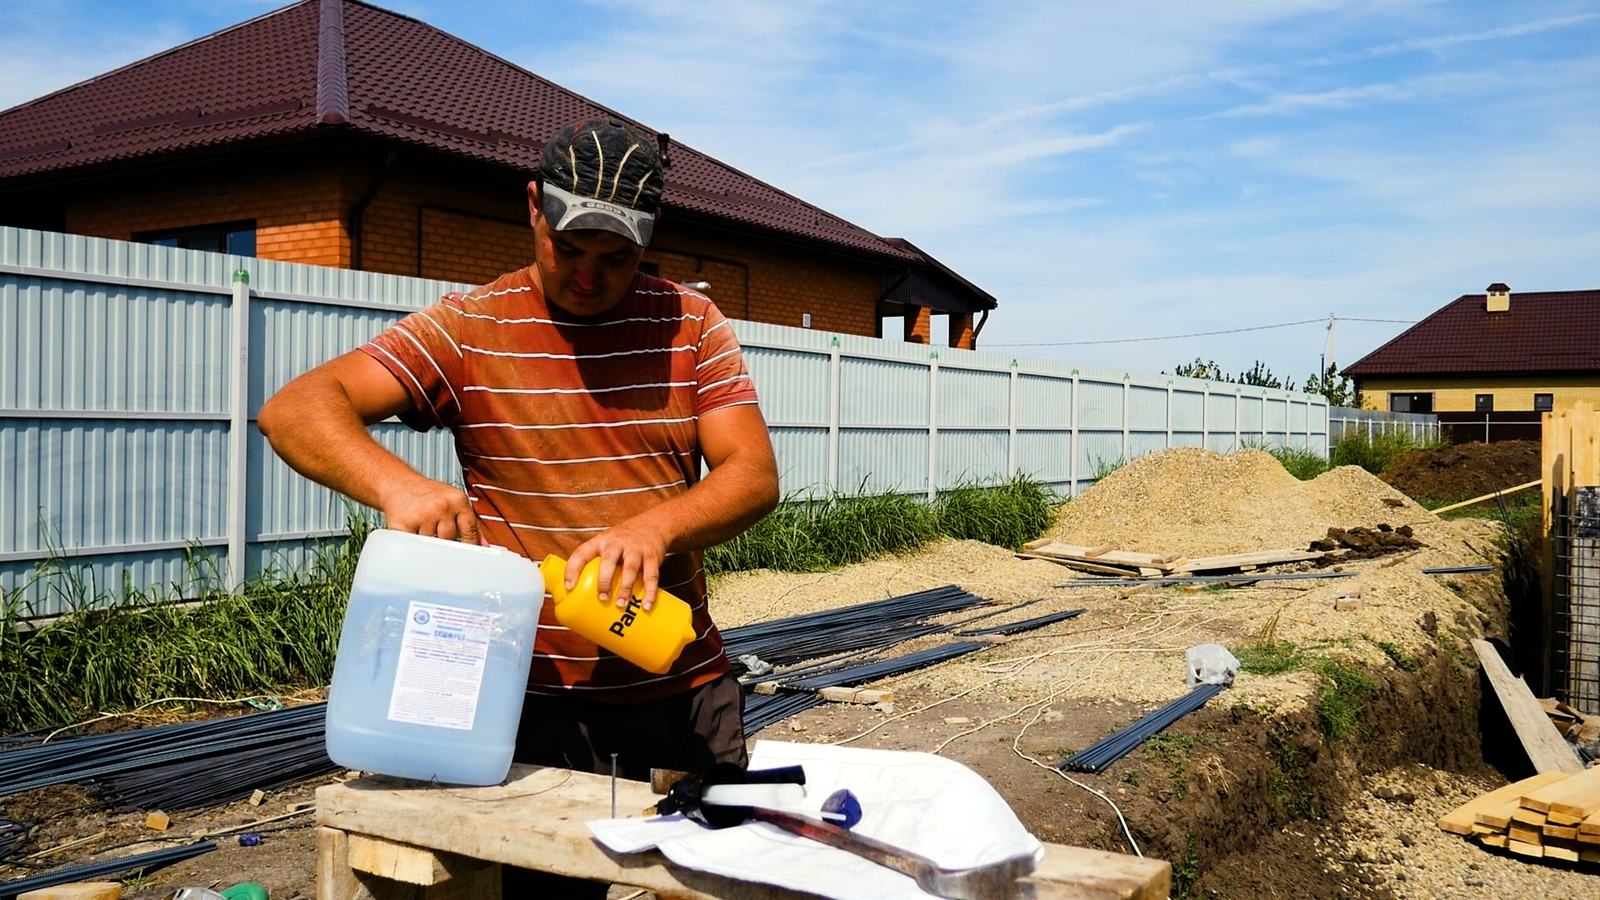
[360,267,759,703]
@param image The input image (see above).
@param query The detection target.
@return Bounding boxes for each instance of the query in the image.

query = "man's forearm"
[632,453,779,554]
[258,379,423,511]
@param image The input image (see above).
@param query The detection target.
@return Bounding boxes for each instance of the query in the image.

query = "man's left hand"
[565,519,671,611]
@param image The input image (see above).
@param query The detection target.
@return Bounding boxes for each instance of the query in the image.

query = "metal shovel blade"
[753,807,1035,899]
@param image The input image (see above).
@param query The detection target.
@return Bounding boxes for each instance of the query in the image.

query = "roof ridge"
[338,0,900,252]
[316,0,350,125]
[0,0,312,121]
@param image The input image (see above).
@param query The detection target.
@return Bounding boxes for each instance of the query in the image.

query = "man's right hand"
[381,477,482,543]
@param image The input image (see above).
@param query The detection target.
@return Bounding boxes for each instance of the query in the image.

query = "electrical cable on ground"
[1012,701,1142,858]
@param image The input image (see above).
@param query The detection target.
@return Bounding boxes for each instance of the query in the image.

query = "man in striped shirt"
[260,120,779,888]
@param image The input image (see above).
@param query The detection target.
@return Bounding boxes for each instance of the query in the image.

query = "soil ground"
[1381,440,1541,505]
[4,448,1597,899]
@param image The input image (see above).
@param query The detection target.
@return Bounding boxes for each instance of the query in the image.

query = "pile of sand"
[1047,448,1437,557]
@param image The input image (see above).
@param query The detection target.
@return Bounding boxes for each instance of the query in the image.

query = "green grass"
[1234,640,1379,741]
[1329,429,1447,475]
[705,477,1059,575]
[1269,740,1318,819]
[1171,837,1202,899]
[1311,658,1379,741]
[1143,731,1214,799]
[1090,455,1129,481]
[1236,640,1306,676]
[1371,639,1420,674]
[0,517,373,734]
[1271,446,1332,480]
[933,475,1059,550]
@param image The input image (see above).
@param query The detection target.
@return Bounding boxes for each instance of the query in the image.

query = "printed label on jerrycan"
[386,600,497,731]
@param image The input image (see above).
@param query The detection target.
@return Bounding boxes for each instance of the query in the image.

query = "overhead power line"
[987,315,1416,348]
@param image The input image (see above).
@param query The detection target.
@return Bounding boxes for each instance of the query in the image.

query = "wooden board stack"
[1438,769,1600,863]
[1018,540,1324,578]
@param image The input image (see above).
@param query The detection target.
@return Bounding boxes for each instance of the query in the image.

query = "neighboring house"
[1344,283,1600,441]
[0,0,994,347]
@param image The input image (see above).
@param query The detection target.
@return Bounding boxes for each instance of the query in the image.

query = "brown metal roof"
[0,0,924,265]
[1344,289,1600,378]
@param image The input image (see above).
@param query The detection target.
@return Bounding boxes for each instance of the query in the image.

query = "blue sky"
[4,1,1598,386]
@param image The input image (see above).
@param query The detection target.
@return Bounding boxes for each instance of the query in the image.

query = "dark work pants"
[501,673,748,898]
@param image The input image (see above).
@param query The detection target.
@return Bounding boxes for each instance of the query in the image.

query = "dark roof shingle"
[1344,289,1600,378]
[0,0,922,264]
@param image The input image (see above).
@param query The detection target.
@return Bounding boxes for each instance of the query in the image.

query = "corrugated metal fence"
[1,227,1328,614]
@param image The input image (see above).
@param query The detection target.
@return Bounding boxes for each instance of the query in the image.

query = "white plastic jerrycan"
[325,529,542,785]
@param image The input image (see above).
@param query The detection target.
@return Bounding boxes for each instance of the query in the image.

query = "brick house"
[0,0,994,347]
[1344,283,1600,441]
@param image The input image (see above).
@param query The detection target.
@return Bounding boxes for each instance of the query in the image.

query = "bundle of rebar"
[722,585,987,673]
[0,841,215,898]
[0,818,27,866]
[0,703,334,809]
[742,642,990,733]
[1058,683,1225,773]
[1053,565,1495,589]
[958,608,1085,637]
[92,733,335,811]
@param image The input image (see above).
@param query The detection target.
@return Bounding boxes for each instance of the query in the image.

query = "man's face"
[529,185,647,316]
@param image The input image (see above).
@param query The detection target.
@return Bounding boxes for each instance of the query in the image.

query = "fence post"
[1233,387,1242,451]
[227,267,251,590]
[826,336,841,493]
[1121,375,1131,463]
[1007,360,1019,477]
[1069,371,1080,495]
[927,350,939,502]
[1165,381,1174,449]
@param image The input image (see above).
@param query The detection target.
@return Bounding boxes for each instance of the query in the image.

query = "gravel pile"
[1047,448,1435,557]
[1318,764,1600,898]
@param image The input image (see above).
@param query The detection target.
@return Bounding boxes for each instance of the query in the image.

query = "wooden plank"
[1016,553,1143,577]
[17,886,122,900]
[1169,549,1325,574]
[1475,798,1526,830]
[1545,824,1581,841]
[1509,839,1545,858]
[1509,823,1544,845]
[1432,480,1543,515]
[1522,768,1600,815]
[1472,639,1585,774]
[1583,847,1600,863]
[1549,810,1585,827]
[317,765,1168,900]
[1511,807,1548,827]
[1546,842,1581,862]
[1581,808,1600,834]
[1479,833,1509,849]
[749,683,893,704]
[1024,543,1179,570]
[345,833,499,887]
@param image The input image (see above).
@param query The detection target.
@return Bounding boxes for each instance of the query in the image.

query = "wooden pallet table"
[316,764,1170,899]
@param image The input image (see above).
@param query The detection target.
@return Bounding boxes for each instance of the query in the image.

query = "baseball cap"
[539,119,664,247]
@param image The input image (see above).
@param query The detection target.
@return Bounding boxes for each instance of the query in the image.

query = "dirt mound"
[1381,439,1540,504]
[1046,448,1435,557]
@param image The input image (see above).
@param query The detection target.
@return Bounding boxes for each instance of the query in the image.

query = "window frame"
[1389,392,1434,413]
[1474,393,1494,413]
[1534,393,1555,412]
[134,220,257,257]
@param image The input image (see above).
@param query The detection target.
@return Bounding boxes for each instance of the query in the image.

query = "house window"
[1389,392,1433,413]
[1534,393,1555,412]
[1475,394,1494,413]
[135,221,256,257]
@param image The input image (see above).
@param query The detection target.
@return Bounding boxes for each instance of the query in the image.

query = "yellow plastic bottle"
[539,556,698,675]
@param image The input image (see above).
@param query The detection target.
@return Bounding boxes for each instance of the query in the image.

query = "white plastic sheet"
[588,740,1043,899]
